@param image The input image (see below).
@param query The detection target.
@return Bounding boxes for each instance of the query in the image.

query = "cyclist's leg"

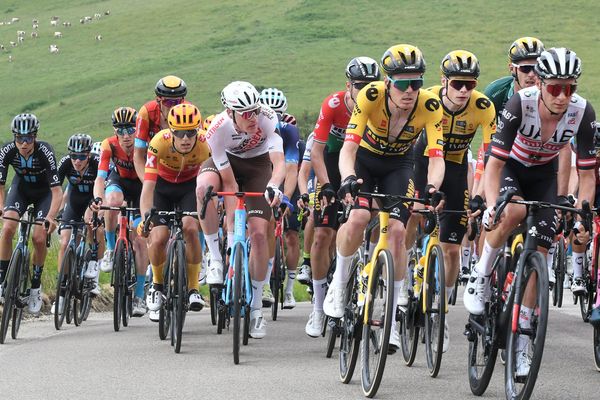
[405,149,428,250]
[102,177,124,270]
[0,182,28,287]
[31,190,52,287]
[182,215,203,310]
[58,226,72,272]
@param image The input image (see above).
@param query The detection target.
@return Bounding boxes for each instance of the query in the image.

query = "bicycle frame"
[592,216,600,309]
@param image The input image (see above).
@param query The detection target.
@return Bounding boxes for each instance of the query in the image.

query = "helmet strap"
[539,90,561,116]
[441,80,463,109]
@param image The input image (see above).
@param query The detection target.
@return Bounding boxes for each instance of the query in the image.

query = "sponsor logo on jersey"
[145,155,156,168]
[328,96,341,109]
[501,109,518,122]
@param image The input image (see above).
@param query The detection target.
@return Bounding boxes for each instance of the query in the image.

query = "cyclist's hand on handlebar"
[319,182,338,209]
[573,220,591,245]
[265,184,283,208]
[425,184,445,212]
[44,216,57,232]
[281,194,294,214]
[297,193,310,210]
[89,197,102,212]
[337,176,362,206]
[468,195,486,218]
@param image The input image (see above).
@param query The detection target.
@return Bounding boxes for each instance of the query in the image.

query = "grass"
[1,0,599,299]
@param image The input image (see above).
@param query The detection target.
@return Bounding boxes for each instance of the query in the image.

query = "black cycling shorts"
[105,170,142,208]
[284,191,301,232]
[60,193,91,228]
[152,178,197,226]
[4,178,51,220]
[499,158,557,249]
[354,148,414,224]
[313,149,342,230]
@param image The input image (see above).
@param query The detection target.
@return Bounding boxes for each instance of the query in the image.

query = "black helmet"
[11,113,39,135]
[155,75,187,98]
[440,50,480,78]
[67,133,93,153]
[346,57,380,81]
[112,106,138,128]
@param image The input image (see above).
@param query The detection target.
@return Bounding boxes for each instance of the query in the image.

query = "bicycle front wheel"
[174,240,187,354]
[112,240,125,332]
[505,252,548,400]
[55,248,74,330]
[1,249,23,343]
[360,249,394,398]
[424,244,445,378]
[232,242,244,364]
[271,238,283,321]
[339,250,363,383]
[11,251,29,340]
[552,237,565,308]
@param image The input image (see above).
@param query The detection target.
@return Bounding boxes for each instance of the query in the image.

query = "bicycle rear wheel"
[73,250,88,327]
[54,248,73,330]
[121,244,135,328]
[271,238,283,321]
[326,317,338,358]
[505,252,548,400]
[339,250,362,383]
[594,325,600,371]
[174,240,187,354]
[232,242,244,364]
[209,285,218,326]
[552,237,565,308]
[112,240,125,332]
[360,249,394,398]
[400,247,420,366]
[424,244,445,378]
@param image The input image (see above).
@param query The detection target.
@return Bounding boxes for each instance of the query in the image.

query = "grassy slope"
[1,0,599,299]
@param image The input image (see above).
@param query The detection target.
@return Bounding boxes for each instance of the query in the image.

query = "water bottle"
[413,256,425,296]
[502,271,514,302]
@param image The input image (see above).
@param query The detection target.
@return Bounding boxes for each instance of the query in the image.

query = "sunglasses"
[388,76,424,92]
[352,81,370,90]
[449,79,477,91]
[116,126,136,136]
[512,64,536,74]
[161,98,183,108]
[15,135,35,144]
[236,107,261,120]
[170,129,197,139]
[70,153,88,161]
[544,82,577,97]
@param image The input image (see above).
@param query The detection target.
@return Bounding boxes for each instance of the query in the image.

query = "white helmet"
[259,88,288,113]
[91,141,102,156]
[221,81,260,111]
[535,47,581,80]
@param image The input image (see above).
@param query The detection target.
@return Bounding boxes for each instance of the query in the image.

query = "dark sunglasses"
[70,153,89,161]
[15,135,35,144]
[161,98,183,108]
[236,107,261,120]
[544,82,577,97]
[170,129,197,139]
[512,64,536,74]
[351,81,370,90]
[116,126,136,136]
[388,76,424,92]
[449,79,477,91]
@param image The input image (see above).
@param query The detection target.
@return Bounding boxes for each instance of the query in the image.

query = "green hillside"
[1,0,599,152]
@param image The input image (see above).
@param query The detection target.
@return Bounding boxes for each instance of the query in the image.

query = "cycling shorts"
[151,178,198,226]
[4,178,51,220]
[105,170,142,209]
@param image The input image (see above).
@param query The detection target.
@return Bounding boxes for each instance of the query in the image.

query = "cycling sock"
[187,263,200,291]
[332,251,353,288]
[251,279,263,310]
[286,270,296,294]
[476,240,501,276]
[151,261,165,285]
[461,246,471,270]
[519,305,533,329]
[105,231,116,251]
[135,274,145,298]
[302,252,311,266]
[546,242,556,272]
[0,259,9,283]
[312,278,328,312]
[266,257,274,281]
[572,252,584,279]
[31,264,43,289]
[446,286,454,303]
[205,233,221,260]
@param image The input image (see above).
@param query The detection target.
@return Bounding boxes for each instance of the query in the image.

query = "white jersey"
[206,106,283,170]
[303,132,315,162]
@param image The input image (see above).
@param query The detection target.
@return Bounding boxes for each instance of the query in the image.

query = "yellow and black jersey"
[345,81,444,157]
[418,85,496,164]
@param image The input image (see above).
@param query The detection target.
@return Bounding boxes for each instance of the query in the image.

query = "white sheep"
[80,18,85,24]
[84,16,92,22]
[54,32,63,38]
[95,35,102,41]
[32,23,38,29]
[8,55,13,62]
[49,45,59,54]
[0,45,4,50]
[105,10,111,16]
[9,41,17,47]
[17,30,25,37]
[0,22,4,26]
[50,20,58,26]
[30,32,38,38]
[62,21,71,27]
[17,36,24,43]
[11,17,19,23]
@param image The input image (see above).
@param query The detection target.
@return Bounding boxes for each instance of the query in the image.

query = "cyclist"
[196,81,285,339]
[297,132,316,286]
[323,45,445,352]
[305,56,380,338]
[464,48,596,376]
[91,107,149,317]
[0,113,62,313]
[409,50,496,352]
[133,75,188,180]
[258,87,300,308]
[56,134,105,309]
[140,103,210,312]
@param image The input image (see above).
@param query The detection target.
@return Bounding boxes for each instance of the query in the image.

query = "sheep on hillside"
[17,36,24,44]
[49,44,59,54]
[50,20,58,26]
[31,32,38,38]
[17,30,25,37]
[94,13,102,19]
[51,16,59,21]
[8,55,13,62]
[95,35,102,41]
[62,21,71,27]
[84,16,92,22]
[105,10,111,15]
[11,17,19,23]
[32,19,38,24]
[54,32,63,38]
[9,41,17,47]
[32,23,38,29]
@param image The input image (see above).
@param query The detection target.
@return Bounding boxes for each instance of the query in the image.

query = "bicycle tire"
[271,238,283,321]
[505,252,548,400]
[579,291,590,322]
[360,249,394,398]
[73,248,89,327]
[594,325,600,372]
[553,237,565,308]
[174,240,187,354]
[232,242,244,364]
[54,248,73,330]
[112,240,125,332]
[424,244,445,378]
[243,304,250,346]
[326,317,337,358]
[400,248,420,366]
[2,249,23,342]
[339,250,362,383]
[121,243,134,328]
[209,285,218,326]
[159,245,174,341]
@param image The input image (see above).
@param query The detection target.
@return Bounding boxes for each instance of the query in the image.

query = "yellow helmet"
[203,114,215,130]
[441,50,480,78]
[155,75,187,98]
[509,37,544,63]
[168,103,202,130]
[381,44,426,76]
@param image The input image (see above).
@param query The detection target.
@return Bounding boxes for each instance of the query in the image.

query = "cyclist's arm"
[140,179,155,224]
[269,151,286,188]
[282,124,299,198]
[133,147,146,183]
[0,184,5,211]
[423,99,445,190]
[93,140,112,201]
[298,160,311,195]
[339,140,359,181]
[48,185,63,221]
[284,162,297,199]
[311,141,329,185]
[427,157,445,190]
[574,103,597,206]
[558,145,572,196]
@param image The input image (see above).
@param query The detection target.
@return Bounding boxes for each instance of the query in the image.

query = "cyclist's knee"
[0,220,18,239]
[389,220,406,240]
[250,229,267,247]
[182,222,199,243]
[313,228,333,249]
[31,229,46,248]
[59,230,70,250]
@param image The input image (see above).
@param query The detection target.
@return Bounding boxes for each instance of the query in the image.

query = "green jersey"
[483,76,514,118]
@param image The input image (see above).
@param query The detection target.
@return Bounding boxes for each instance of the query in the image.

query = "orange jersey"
[98,136,137,180]
[145,129,210,183]
[134,99,191,148]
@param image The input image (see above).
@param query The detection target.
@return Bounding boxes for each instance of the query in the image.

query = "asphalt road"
[1,287,598,400]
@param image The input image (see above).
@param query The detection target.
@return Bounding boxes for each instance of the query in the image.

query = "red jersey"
[98,136,137,180]
[313,91,351,153]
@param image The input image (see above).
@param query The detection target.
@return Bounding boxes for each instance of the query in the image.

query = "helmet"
[112,106,138,128]
[381,44,426,76]
[67,133,92,153]
[168,103,202,130]
[346,57,380,81]
[220,81,260,111]
[281,113,297,126]
[155,75,187,98]
[91,141,102,156]
[509,37,544,63]
[441,50,480,78]
[535,47,582,80]
[259,88,288,113]
[203,114,215,130]
[11,113,39,135]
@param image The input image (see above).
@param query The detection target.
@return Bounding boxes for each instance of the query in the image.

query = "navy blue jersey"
[0,140,60,187]
[57,155,100,194]
[277,120,300,164]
